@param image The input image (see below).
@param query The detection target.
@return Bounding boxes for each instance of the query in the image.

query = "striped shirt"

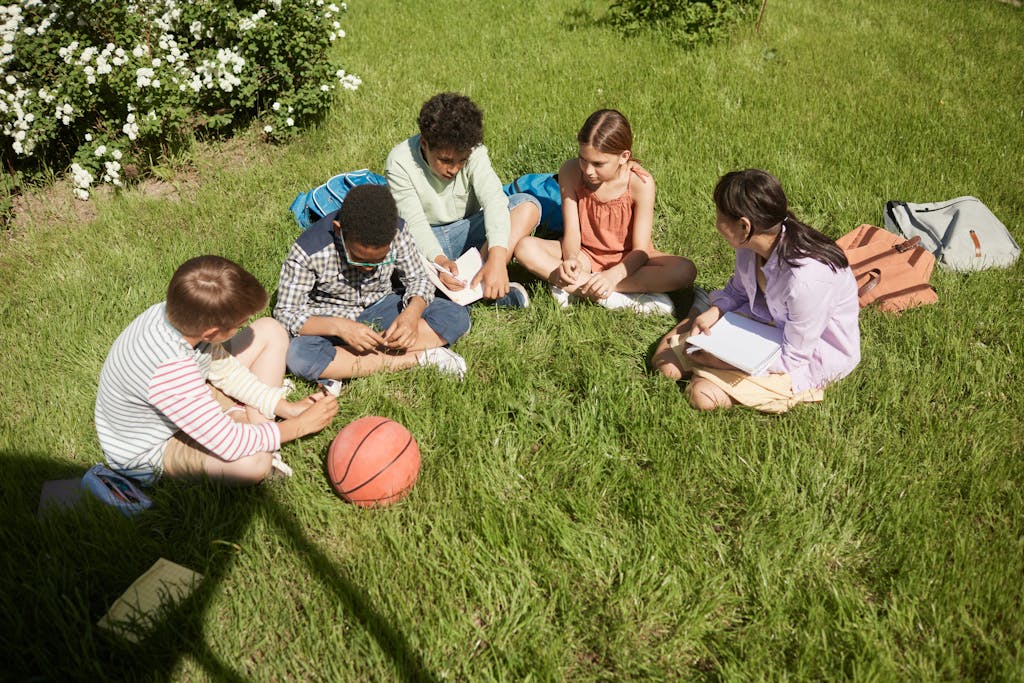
[94,303,285,484]
[274,211,435,336]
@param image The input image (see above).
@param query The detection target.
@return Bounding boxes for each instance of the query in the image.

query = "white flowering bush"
[1,0,360,204]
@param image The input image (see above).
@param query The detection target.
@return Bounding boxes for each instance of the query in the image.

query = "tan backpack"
[836,224,938,313]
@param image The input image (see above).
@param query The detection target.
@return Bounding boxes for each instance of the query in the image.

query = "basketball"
[327,416,421,508]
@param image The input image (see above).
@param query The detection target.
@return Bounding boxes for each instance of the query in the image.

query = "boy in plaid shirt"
[275,185,471,383]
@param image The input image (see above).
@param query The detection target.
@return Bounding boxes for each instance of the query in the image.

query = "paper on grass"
[422,248,483,306]
[685,311,783,375]
[97,558,203,643]
[37,478,84,517]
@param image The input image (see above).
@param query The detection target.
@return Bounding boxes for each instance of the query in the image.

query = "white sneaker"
[628,292,675,316]
[548,283,574,308]
[320,379,343,397]
[597,291,636,310]
[598,291,674,316]
[418,347,467,379]
[270,452,293,479]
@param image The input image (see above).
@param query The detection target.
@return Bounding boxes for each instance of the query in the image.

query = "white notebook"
[421,248,484,306]
[685,311,783,375]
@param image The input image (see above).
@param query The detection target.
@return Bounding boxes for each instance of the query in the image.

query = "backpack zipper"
[913,198,975,213]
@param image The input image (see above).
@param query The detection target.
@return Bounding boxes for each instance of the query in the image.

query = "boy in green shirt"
[385,92,541,308]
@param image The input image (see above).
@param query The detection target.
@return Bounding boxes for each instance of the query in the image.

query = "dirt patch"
[3,131,273,245]
[10,178,98,232]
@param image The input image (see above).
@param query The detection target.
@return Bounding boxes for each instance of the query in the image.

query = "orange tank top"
[577,179,634,270]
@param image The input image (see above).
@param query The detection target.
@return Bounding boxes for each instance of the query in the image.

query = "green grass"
[3,0,1023,679]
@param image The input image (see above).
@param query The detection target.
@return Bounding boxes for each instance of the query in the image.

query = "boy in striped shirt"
[94,256,338,486]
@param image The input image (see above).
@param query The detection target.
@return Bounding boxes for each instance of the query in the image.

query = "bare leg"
[480,202,541,263]
[514,236,564,280]
[615,254,696,294]
[202,450,275,485]
[652,308,700,380]
[688,379,735,411]
[224,317,290,424]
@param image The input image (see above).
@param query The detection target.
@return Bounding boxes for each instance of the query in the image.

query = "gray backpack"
[884,196,1020,271]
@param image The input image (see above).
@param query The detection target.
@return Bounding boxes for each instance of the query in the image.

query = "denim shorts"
[431,192,541,261]
[285,293,471,381]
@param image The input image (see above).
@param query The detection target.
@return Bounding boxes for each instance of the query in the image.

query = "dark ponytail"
[713,169,848,272]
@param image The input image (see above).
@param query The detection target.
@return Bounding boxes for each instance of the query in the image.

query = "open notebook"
[685,311,783,375]
[421,247,484,306]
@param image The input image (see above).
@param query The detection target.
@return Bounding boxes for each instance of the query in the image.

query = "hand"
[690,306,722,336]
[628,160,652,183]
[276,390,328,419]
[473,254,510,300]
[434,255,465,291]
[279,393,338,441]
[556,254,586,287]
[382,310,420,351]
[577,270,619,300]
[334,318,386,353]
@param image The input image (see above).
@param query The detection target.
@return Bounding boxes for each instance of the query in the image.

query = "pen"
[430,262,470,286]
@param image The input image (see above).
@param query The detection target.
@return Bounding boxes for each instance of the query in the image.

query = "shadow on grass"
[0,450,436,682]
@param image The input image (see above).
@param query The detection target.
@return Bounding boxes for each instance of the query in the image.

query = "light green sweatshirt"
[385,134,510,261]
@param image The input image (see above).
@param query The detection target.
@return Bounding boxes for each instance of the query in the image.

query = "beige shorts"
[668,334,823,414]
[161,385,244,478]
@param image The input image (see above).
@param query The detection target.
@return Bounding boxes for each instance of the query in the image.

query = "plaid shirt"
[274,211,435,336]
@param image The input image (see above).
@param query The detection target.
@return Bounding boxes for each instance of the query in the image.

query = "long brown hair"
[578,109,633,156]
[713,169,848,271]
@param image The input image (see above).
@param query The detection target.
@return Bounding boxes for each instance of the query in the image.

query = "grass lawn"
[2,0,1023,679]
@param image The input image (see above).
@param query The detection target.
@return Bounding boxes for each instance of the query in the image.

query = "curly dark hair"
[336,185,398,248]
[417,92,483,151]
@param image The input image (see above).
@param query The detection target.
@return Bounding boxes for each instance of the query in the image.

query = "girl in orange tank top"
[514,109,696,315]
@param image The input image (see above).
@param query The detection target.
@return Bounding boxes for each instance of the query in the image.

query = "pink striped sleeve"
[149,357,281,461]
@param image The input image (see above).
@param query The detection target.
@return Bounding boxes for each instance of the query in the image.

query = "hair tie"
[781,216,789,229]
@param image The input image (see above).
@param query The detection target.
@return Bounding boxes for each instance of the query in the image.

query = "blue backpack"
[503,172,563,235]
[289,169,387,230]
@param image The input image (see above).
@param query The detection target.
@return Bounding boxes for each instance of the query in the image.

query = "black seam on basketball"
[339,434,413,495]
[331,418,390,487]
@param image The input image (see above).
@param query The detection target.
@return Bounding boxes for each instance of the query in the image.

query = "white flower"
[286,117,294,126]
[272,101,281,111]
[264,125,273,133]
[94,144,106,157]
[85,133,93,142]
[112,149,122,160]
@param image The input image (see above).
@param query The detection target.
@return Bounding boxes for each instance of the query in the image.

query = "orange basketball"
[327,416,420,508]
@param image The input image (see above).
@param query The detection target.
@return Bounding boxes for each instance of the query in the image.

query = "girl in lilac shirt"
[653,169,860,413]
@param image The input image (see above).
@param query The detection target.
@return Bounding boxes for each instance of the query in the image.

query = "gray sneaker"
[691,286,712,314]
[418,347,467,379]
[492,282,530,309]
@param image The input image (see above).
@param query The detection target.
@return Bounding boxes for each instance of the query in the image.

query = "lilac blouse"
[710,243,861,393]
